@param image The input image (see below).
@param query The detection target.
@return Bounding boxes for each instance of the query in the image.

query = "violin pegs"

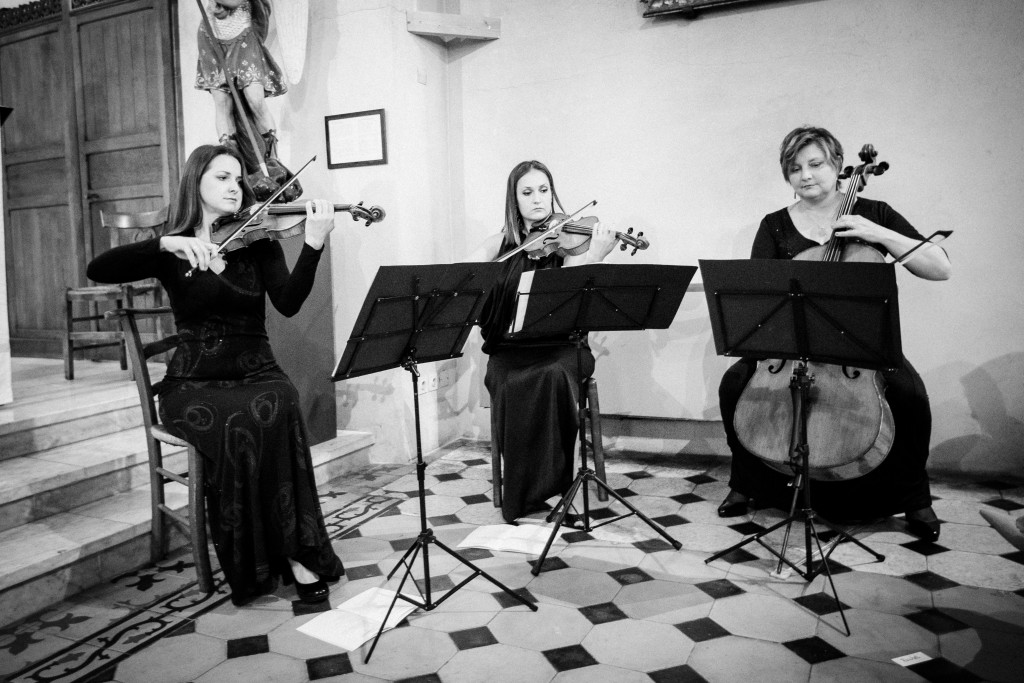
[626,227,634,235]
[630,246,639,256]
[619,242,627,251]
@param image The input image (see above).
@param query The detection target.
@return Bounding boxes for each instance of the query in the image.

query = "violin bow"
[195,0,271,181]
[497,200,597,263]
[184,155,316,278]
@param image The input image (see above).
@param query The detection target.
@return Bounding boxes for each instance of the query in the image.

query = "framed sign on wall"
[325,109,388,169]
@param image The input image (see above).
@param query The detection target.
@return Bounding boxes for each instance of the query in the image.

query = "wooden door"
[1,0,179,357]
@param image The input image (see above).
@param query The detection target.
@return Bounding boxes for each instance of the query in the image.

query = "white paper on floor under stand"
[457,523,568,555]
[296,587,418,651]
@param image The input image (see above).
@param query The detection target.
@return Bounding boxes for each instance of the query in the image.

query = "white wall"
[173,0,1024,478]
[448,0,1024,476]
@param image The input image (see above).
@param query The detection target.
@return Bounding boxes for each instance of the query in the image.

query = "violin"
[496,201,650,262]
[209,201,386,253]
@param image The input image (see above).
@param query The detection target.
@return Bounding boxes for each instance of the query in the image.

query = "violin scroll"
[347,202,386,226]
[618,227,648,256]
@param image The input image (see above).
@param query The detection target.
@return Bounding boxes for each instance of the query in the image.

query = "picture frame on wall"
[325,109,388,169]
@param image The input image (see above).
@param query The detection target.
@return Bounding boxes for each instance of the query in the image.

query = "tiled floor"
[2,442,1022,683]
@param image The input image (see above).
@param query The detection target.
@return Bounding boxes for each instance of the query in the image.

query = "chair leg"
[149,439,167,564]
[64,298,75,380]
[587,378,608,502]
[117,293,129,374]
[188,446,214,594]
[490,408,502,508]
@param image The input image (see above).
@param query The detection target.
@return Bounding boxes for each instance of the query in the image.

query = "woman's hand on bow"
[160,235,222,271]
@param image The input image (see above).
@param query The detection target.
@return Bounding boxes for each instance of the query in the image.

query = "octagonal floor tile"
[551,663,650,682]
[357,513,424,538]
[436,643,554,683]
[194,651,307,683]
[940,625,1023,683]
[668,522,746,554]
[613,579,712,623]
[688,635,811,683]
[489,602,593,650]
[927,549,1024,591]
[559,541,647,572]
[454,501,507,526]
[809,570,933,616]
[349,623,457,680]
[814,608,938,663]
[582,618,693,672]
[381,473,439,494]
[931,585,1024,634]
[528,567,623,607]
[113,631,226,683]
[639,549,729,585]
[937,521,1017,556]
[398,494,467,517]
[430,477,492,498]
[334,536,395,563]
[711,592,818,642]
[808,655,923,682]
[628,477,694,498]
[195,600,295,640]
[830,540,927,577]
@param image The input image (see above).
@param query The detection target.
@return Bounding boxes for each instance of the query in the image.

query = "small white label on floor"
[893,652,932,667]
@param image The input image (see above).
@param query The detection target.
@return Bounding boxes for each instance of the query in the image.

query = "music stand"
[504,264,697,575]
[332,262,537,663]
[699,258,895,635]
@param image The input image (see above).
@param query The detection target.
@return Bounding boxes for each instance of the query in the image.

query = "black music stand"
[504,264,697,575]
[700,258,896,635]
[331,262,537,663]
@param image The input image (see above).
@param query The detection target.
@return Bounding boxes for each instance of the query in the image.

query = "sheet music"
[507,270,535,335]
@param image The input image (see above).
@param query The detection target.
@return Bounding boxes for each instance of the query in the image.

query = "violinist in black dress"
[87,144,344,605]
[466,160,617,523]
[717,127,952,541]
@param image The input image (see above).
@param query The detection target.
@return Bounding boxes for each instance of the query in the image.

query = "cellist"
[716,126,951,541]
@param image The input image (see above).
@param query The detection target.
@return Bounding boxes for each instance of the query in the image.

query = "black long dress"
[88,235,344,605]
[718,198,934,521]
[480,245,594,523]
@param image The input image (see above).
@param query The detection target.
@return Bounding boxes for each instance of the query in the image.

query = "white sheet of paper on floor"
[457,523,567,555]
[296,587,418,651]
[892,652,932,667]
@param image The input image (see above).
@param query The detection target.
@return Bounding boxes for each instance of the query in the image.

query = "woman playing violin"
[467,160,617,523]
[87,144,344,605]
[717,126,951,541]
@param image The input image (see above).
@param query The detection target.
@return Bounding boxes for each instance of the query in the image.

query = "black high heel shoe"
[905,506,940,542]
[717,490,750,518]
[294,578,329,604]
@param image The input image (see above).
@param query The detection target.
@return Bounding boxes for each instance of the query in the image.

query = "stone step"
[0,430,374,630]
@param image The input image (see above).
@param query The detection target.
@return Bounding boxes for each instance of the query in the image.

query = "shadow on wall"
[930,353,1024,477]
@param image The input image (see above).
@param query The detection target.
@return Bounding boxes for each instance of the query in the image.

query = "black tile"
[434,472,461,482]
[978,479,1016,490]
[226,634,269,658]
[633,538,676,553]
[811,559,853,576]
[492,587,535,609]
[397,675,444,683]
[428,514,461,526]
[166,620,196,637]
[450,626,498,650]
[670,493,704,505]
[728,521,765,536]
[562,530,594,543]
[542,644,598,672]
[1016,587,1024,600]
[716,547,760,564]
[1002,550,1024,566]
[292,599,332,616]
[615,487,638,498]
[674,617,730,642]
[345,563,384,581]
[390,538,416,552]
[685,474,717,485]
[695,579,744,599]
[414,575,455,594]
[579,602,628,625]
[901,540,951,556]
[608,567,653,585]
[783,636,846,664]
[380,506,402,517]
[528,556,570,572]
[457,547,493,561]
[653,514,690,527]
[461,494,490,505]
[623,470,654,480]
[905,608,970,635]
[649,664,709,683]
[908,657,983,682]
[793,592,848,616]
[80,665,118,683]
[307,653,353,680]
[588,507,618,520]
[462,458,488,467]
[982,498,1024,512]
[904,571,960,592]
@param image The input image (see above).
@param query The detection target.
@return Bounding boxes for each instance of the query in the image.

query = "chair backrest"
[104,307,178,430]
[100,207,169,249]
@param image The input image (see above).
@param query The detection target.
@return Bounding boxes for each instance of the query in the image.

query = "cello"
[732,144,895,481]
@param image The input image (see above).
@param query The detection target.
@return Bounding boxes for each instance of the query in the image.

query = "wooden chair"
[105,306,214,594]
[64,207,167,380]
[491,376,608,507]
